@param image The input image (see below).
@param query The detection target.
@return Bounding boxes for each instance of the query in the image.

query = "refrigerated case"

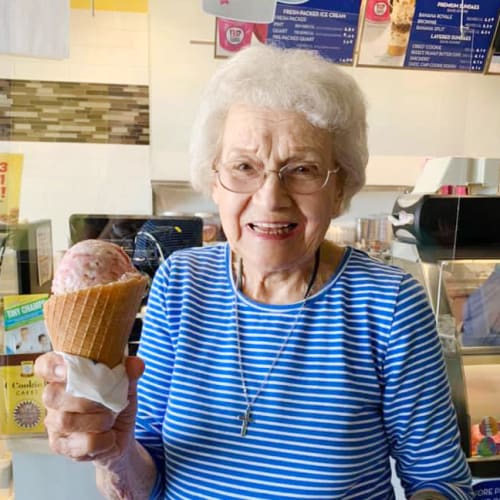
[438,259,500,477]
[391,189,500,479]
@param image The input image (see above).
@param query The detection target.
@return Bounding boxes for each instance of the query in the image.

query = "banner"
[0,153,23,225]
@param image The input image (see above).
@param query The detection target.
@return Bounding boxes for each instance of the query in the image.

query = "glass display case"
[391,253,500,477]
[391,190,500,479]
[438,259,500,476]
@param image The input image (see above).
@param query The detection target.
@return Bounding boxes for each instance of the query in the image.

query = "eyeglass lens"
[217,163,330,194]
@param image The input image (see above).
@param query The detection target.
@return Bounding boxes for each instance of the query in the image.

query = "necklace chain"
[234,249,320,436]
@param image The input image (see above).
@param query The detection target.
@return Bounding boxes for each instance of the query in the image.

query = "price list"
[268,0,361,64]
[405,1,500,72]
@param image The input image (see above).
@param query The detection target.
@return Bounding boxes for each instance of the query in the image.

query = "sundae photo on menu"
[357,0,416,67]
[387,0,416,56]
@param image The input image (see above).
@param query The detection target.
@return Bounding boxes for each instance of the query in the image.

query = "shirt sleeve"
[135,261,175,498]
[382,275,473,499]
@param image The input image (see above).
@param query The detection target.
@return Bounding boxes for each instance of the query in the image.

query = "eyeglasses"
[212,162,340,195]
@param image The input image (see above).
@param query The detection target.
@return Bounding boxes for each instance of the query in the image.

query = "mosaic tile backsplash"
[0,79,149,145]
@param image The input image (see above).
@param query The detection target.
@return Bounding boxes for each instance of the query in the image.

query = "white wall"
[149,1,218,183]
[0,9,150,251]
[0,9,149,84]
[149,0,500,188]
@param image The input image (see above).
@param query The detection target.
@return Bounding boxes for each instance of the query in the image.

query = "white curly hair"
[189,44,368,213]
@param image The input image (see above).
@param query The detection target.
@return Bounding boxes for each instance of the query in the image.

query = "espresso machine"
[390,157,500,478]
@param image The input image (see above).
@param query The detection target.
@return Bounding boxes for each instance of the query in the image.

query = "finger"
[124,356,145,404]
[48,430,118,461]
[44,408,115,434]
[34,351,67,383]
[125,355,145,383]
[42,381,109,413]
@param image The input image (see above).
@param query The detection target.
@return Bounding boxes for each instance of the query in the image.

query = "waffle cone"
[44,275,148,368]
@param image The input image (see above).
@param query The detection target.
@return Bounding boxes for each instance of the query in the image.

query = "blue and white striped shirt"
[136,243,472,499]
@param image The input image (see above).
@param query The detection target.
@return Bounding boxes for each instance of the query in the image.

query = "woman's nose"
[253,169,292,207]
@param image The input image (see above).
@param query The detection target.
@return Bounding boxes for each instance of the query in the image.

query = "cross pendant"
[238,407,252,436]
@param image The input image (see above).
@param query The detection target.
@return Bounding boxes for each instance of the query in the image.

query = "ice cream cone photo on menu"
[44,240,148,368]
[387,0,416,56]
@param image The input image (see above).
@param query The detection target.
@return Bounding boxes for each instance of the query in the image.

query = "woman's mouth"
[248,222,298,235]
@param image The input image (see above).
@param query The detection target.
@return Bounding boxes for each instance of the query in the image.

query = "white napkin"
[60,353,129,413]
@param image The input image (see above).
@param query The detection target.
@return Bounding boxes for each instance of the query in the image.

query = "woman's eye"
[236,163,252,172]
[287,164,319,177]
[231,163,258,175]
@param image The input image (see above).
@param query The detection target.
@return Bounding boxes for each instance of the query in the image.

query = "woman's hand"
[34,352,145,464]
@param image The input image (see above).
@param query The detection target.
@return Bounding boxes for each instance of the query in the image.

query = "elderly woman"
[35,45,472,499]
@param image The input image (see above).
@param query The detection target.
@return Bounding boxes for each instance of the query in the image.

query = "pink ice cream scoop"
[52,239,138,295]
[45,239,148,367]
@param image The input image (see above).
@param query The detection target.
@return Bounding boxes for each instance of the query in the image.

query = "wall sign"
[473,480,500,500]
[267,0,362,64]
[212,0,362,64]
[357,0,500,72]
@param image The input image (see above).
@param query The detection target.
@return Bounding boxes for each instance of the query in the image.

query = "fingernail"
[54,364,65,379]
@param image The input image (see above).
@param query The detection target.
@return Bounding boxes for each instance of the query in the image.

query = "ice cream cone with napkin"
[44,239,148,412]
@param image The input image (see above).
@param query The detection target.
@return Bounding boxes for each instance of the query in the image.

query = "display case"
[391,179,500,478]
[438,259,500,476]
[392,250,500,476]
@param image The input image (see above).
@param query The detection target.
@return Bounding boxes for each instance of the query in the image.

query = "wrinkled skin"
[35,353,144,464]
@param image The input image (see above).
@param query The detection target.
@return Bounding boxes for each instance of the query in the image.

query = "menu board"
[213,0,362,64]
[268,0,362,64]
[357,0,500,72]
[487,18,500,73]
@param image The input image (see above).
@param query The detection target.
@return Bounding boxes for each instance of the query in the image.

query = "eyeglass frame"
[211,163,341,195]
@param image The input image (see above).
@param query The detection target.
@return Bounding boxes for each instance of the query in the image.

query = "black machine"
[391,194,500,262]
[69,214,203,279]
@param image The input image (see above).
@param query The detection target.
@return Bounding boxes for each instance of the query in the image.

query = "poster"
[213,0,362,64]
[0,353,47,436]
[357,0,500,72]
[2,294,50,355]
[0,153,23,225]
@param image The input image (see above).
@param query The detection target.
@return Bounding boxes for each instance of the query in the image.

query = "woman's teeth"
[249,223,296,235]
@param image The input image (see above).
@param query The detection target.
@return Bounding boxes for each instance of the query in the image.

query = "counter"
[1,437,100,500]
